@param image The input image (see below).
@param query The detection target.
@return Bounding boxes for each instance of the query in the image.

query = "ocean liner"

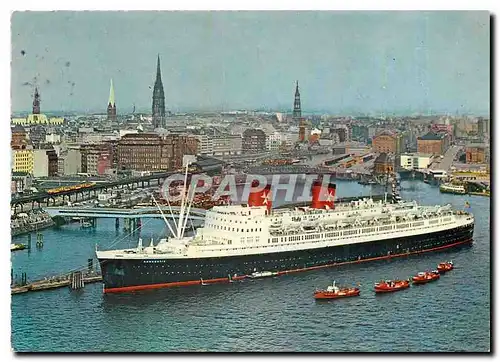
[96,167,474,293]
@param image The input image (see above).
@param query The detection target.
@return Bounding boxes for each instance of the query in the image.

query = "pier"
[11,272,103,295]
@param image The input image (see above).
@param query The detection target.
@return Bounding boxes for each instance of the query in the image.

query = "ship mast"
[176,159,192,239]
[162,188,179,233]
[180,184,197,238]
[152,195,177,237]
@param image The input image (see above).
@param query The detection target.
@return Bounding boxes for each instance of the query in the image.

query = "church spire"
[108,79,115,106]
[107,79,117,121]
[152,54,166,128]
[156,54,162,82]
[32,87,40,114]
[293,80,301,121]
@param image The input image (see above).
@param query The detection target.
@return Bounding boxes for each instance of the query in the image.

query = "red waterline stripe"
[104,238,472,294]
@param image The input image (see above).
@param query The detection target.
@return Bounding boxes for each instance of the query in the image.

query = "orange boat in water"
[374,280,410,293]
[412,271,440,285]
[314,281,360,300]
[437,261,454,273]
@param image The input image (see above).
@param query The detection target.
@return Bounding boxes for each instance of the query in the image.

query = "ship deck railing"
[268,211,459,237]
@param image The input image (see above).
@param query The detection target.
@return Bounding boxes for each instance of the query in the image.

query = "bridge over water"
[11,171,184,211]
[44,206,207,221]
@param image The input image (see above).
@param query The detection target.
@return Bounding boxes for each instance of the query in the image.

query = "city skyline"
[11,11,490,116]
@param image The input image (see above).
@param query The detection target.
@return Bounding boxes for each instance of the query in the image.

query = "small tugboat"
[314,281,360,300]
[248,271,278,279]
[374,279,410,293]
[412,271,440,285]
[437,261,454,273]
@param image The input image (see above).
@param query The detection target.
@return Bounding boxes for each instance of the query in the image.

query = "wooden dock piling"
[70,271,84,290]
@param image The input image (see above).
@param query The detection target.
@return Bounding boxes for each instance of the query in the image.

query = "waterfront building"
[106,79,117,122]
[466,144,486,164]
[399,153,433,170]
[152,55,166,129]
[242,129,266,154]
[372,130,404,154]
[417,131,450,155]
[373,152,394,175]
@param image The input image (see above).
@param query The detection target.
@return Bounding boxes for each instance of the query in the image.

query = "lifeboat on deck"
[374,279,410,293]
[437,261,454,273]
[314,281,360,300]
[412,271,440,285]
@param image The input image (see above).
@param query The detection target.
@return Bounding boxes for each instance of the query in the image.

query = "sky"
[11,11,490,115]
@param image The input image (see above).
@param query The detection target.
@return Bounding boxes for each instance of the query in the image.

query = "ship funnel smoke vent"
[247,180,272,214]
[311,179,336,209]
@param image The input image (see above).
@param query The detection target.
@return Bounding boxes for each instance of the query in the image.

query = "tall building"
[117,133,196,172]
[417,132,450,155]
[80,143,112,175]
[293,81,306,142]
[107,79,117,121]
[292,81,301,121]
[152,55,166,128]
[242,129,266,154]
[11,125,28,150]
[11,148,34,174]
[372,130,404,154]
[32,87,40,114]
[466,145,486,164]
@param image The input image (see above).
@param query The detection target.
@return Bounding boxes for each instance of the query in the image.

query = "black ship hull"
[98,224,474,293]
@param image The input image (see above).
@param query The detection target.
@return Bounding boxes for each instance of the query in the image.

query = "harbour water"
[10,180,490,352]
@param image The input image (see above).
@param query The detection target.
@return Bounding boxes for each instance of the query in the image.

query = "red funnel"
[311,180,336,209]
[248,180,272,213]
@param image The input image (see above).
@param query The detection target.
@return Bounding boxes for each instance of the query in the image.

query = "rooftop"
[401,152,434,158]
[375,130,399,138]
[12,171,30,177]
[418,132,446,141]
